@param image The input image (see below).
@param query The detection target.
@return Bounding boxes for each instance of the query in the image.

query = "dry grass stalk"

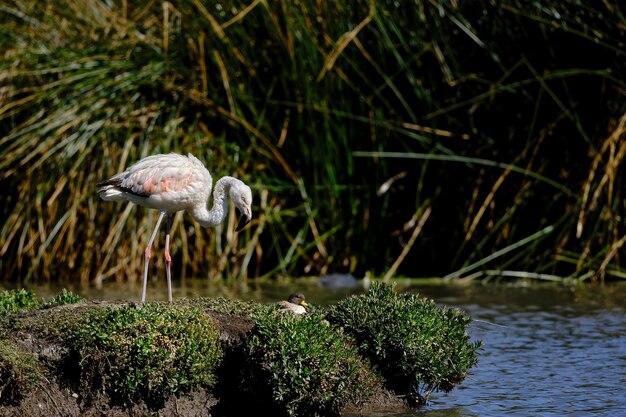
[595,233,626,281]
[316,0,375,81]
[383,207,431,283]
[577,112,626,238]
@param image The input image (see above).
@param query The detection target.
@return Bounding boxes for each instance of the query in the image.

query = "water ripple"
[415,284,626,417]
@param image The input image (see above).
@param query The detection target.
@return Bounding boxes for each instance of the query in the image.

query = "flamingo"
[97,152,252,303]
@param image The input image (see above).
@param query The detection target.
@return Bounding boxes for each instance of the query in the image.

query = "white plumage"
[97,152,252,303]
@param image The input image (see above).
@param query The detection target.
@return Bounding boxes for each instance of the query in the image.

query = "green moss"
[0,341,42,404]
[67,303,222,407]
[6,305,87,342]
[177,296,270,316]
[243,310,378,416]
[325,283,481,405]
[0,289,42,316]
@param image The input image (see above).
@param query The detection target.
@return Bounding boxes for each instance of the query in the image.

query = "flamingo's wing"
[97,153,211,201]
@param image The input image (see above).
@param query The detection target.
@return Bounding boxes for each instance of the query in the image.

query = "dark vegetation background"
[1,0,625,284]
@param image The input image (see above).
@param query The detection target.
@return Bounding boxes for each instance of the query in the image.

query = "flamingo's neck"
[189,176,237,228]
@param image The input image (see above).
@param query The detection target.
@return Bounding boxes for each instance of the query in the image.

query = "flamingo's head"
[231,180,253,231]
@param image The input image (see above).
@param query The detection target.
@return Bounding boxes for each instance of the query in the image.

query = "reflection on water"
[21,280,626,416]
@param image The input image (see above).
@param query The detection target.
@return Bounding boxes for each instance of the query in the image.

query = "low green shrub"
[0,288,84,317]
[325,283,481,405]
[0,289,42,316]
[46,289,85,307]
[0,341,42,404]
[67,303,222,407]
[244,310,378,416]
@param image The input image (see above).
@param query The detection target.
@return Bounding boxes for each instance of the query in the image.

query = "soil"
[0,381,217,417]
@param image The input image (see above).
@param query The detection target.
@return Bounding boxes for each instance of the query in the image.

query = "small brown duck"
[278,293,308,315]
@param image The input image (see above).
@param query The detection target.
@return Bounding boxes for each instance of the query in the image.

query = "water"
[406,283,626,417]
[22,280,626,416]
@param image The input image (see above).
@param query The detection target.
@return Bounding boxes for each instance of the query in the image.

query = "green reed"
[1,0,625,283]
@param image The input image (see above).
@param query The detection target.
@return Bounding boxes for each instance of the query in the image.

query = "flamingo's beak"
[236,208,252,231]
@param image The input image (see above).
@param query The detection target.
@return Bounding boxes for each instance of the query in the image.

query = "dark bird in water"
[317,273,358,288]
[278,293,308,315]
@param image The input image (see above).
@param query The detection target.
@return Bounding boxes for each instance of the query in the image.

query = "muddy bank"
[0,285,480,416]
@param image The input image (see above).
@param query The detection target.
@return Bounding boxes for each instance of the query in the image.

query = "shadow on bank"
[0,283,481,416]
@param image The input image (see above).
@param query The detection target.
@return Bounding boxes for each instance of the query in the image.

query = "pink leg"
[164,214,173,303]
[142,212,165,304]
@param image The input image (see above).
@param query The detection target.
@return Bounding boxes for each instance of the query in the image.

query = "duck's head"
[287,293,308,307]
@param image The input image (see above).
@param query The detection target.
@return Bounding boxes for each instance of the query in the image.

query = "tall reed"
[1,0,625,283]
